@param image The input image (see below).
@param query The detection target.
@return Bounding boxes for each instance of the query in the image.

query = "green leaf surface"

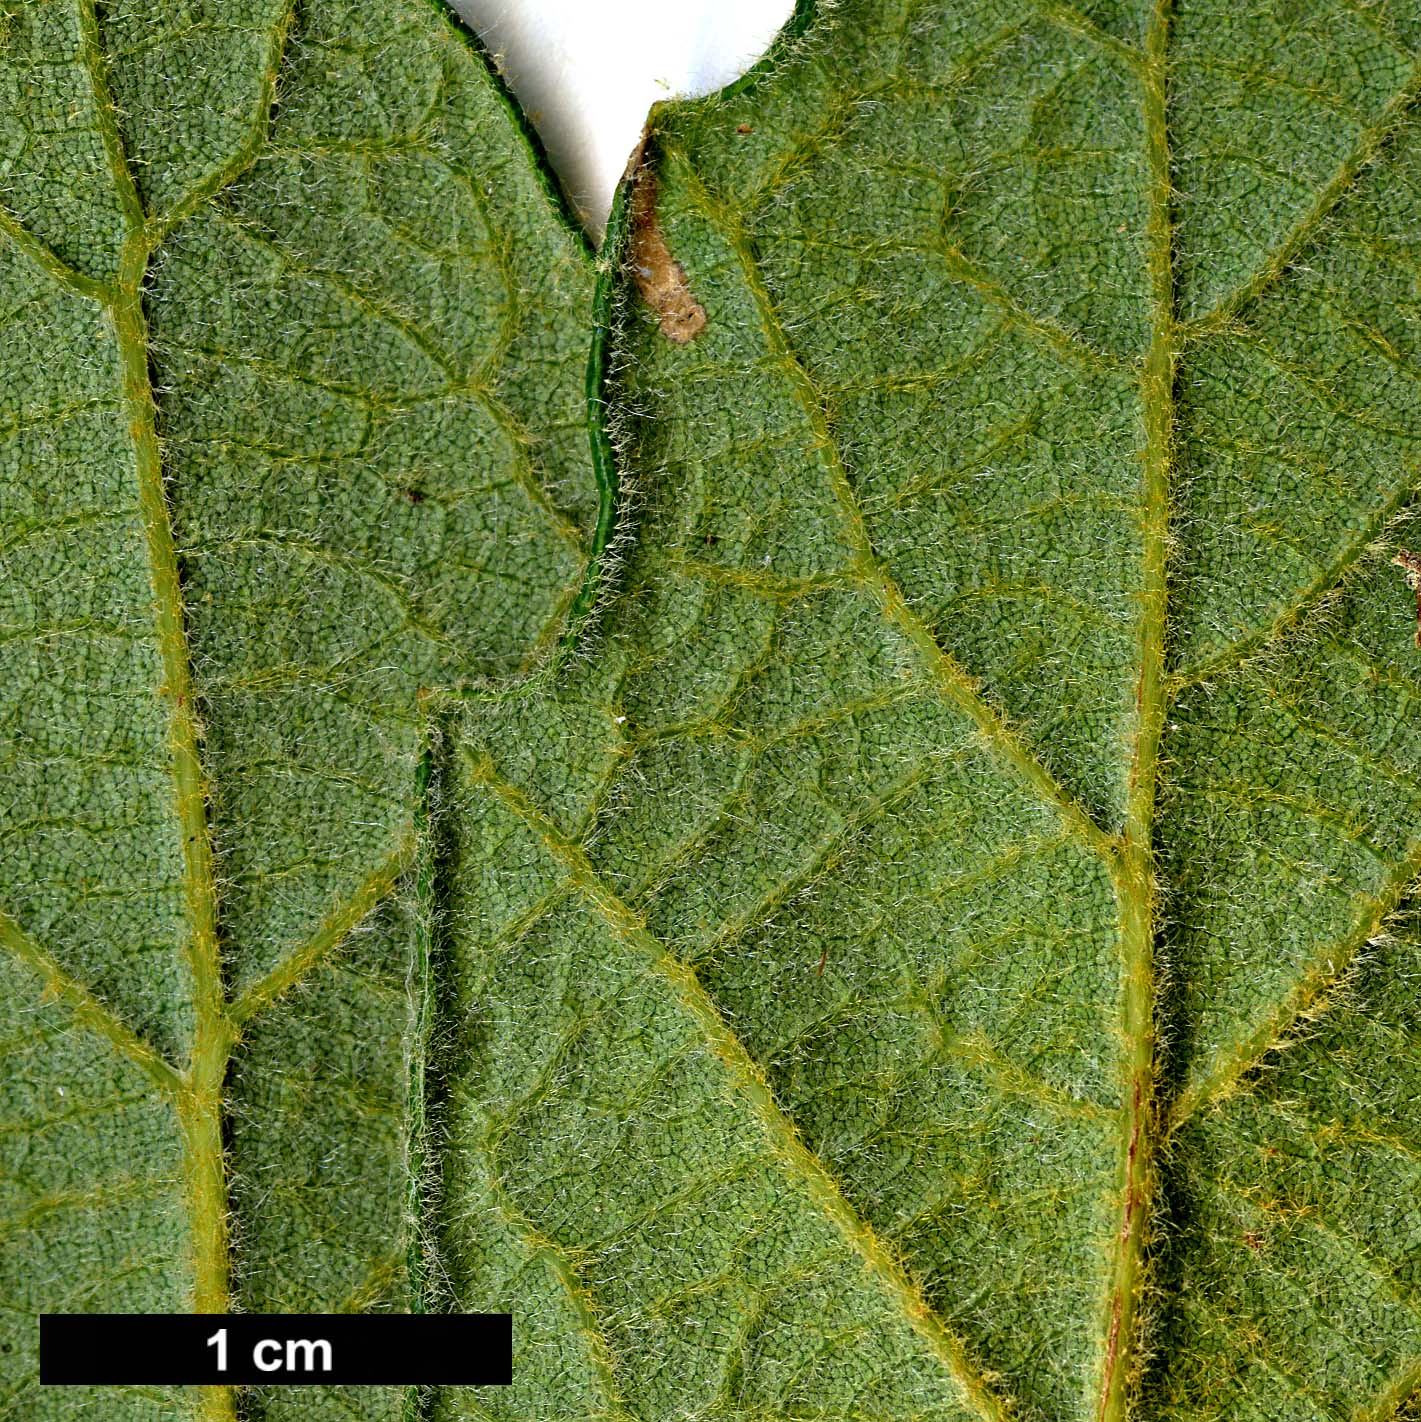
[442,1,1421,1419]
[4,0,1421,1420]
[0,1,594,1417]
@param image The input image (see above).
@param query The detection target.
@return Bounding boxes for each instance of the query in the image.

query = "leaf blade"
[0,3,600,1417]
[445,1,1421,1417]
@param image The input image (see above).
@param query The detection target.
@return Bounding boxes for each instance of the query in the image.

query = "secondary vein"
[664,151,1119,868]
[465,747,1012,1422]
[145,0,298,244]
[477,1151,635,1419]
[1169,843,1421,1130]
[74,0,144,232]
[230,838,417,1027]
[1171,474,1418,688]
[1179,60,1421,339]
[0,205,114,303]
[0,910,185,1097]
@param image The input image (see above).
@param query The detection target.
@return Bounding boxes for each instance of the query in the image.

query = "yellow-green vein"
[146,0,298,244]
[74,0,144,233]
[0,910,185,1097]
[231,840,419,1027]
[464,746,1013,1422]
[78,0,232,1405]
[1171,472,1419,688]
[1169,843,1421,1131]
[1356,1357,1421,1422]
[1094,4,1174,1419]
[113,233,235,1408]
[476,1146,634,1419]
[1180,61,1421,339]
[1033,0,1148,71]
[661,150,1120,868]
[0,205,114,303]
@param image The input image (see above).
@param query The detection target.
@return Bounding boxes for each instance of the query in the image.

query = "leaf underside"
[0,1,594,1417]
[444,1,1421,1419]
[3,1,1421,1421]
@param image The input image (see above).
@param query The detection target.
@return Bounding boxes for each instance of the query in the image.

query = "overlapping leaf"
[442,1,1421,1418]
[0,2,595,1417]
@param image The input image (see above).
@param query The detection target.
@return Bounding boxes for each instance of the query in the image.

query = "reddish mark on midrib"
[1100,1080,1146,1419]
[1098,1296,1124,1422]
[1121,1082,1143,1242]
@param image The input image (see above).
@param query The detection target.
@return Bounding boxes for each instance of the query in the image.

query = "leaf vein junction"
[463,745,1014,1422]
[663,147,1120,866]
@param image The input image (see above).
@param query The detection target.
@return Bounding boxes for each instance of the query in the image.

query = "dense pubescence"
[446,0,1421,1418]
[4,0,1421,1418]
[0,1,594,1417]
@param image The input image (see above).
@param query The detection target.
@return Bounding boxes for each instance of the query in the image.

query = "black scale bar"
[40,1314,512,1386]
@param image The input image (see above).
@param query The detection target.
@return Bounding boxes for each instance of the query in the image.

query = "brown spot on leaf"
[1394,548,1421,647]
[629,156,706,344]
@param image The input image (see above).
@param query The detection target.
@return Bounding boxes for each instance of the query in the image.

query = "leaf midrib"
[26,7,304,1418]
[0,8,600,1416]
[1091,1,1175,1416]
[649,7,1179,1411]
[649,100,1150,1419]
[79,11,247,1419]
[2,4,1419,1417]
[642,5,1421,1410]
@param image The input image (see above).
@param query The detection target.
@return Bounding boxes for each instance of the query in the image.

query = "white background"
[448,0,795,238]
